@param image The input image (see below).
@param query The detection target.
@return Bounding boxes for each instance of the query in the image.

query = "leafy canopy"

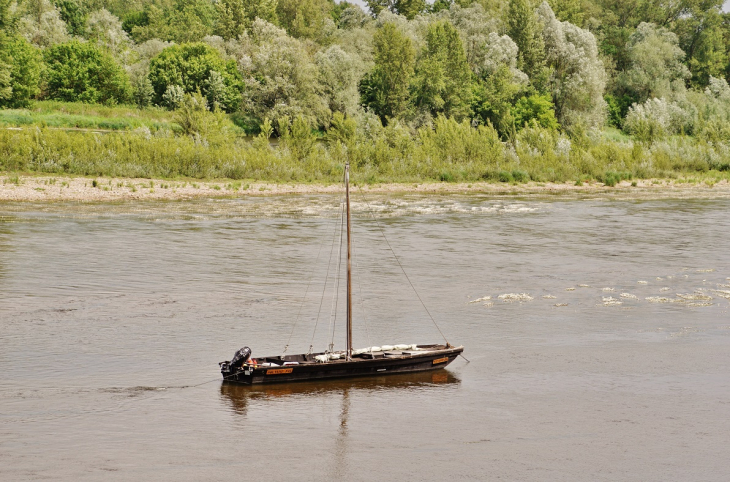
[43,40,132,104]
[148,43,243,112]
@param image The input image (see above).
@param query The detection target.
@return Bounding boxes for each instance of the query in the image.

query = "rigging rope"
[282,204,340,355]
[327,200,346,352]
[310,198,345,352]
[350,225,373,350]
[355,185,449,346]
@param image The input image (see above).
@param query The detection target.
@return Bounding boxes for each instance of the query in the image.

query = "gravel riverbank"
[1,174,729,201]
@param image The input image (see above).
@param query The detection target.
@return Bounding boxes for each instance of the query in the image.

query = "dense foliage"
[44,40,132,104]
[3,0,730,181]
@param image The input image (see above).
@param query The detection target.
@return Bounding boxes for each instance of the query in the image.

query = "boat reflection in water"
[219,369,461,417]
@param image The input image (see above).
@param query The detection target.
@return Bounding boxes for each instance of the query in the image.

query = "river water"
[1,194,729,480]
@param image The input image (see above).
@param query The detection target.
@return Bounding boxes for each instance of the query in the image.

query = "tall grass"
[0,101,251,134]
[2,117,730,183]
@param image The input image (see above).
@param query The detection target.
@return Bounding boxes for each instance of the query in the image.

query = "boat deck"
[221,344,463,385]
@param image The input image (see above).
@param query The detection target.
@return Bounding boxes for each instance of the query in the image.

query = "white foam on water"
[602,287,615,292]
[554,303,569,307]
[346,199,543,218]
[638,280,648,284]
[669,326,700,337]
[646,296,680,303]
[577,284,590,288]
[469,296,491,304]
[483,302,494,307]
[620,293,638,299]
[565,287,576,291]
[676,293,713,301]
[697,269,715,273]
[542,295,557,299]
[602,297,622,306]
[711,290,730,299]
[498,293,534,303]
[660,287,670,292]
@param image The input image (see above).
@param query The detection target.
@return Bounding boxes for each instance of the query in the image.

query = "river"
[1,194,729,480]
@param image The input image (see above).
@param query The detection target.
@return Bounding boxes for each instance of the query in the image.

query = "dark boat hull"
[221,346,464,385]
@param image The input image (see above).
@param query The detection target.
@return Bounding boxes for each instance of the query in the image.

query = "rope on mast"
[355,185,449,346]
[310,198,346,351]
[282,205,341,355]
[327,200,346,352]
[350,226,374,350]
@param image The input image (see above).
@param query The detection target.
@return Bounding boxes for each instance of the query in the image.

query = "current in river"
[1,194,729,480]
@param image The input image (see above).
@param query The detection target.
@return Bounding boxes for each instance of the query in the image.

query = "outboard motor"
[229,346,252,370]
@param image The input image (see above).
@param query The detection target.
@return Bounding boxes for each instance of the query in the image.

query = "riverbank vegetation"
[2,0,730,184]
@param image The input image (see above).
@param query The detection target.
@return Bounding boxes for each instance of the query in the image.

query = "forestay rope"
[310,198,346,353]
[282,200,342,355]
[355,185,450,346]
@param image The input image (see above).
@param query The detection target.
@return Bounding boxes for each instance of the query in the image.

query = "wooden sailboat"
[220,163,463,384]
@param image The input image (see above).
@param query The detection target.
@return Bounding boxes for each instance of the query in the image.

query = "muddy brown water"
[1,195,729,481]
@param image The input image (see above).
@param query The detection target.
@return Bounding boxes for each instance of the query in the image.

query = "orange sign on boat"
[266,368,294,375]
[432,357,448,365]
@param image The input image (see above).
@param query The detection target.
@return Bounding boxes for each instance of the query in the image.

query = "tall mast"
[345,162,353,361]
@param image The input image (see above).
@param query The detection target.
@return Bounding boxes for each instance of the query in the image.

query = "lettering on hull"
[432,357,449,365]
[266,368,294,375]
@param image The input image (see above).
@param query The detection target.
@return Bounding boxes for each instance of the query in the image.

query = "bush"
[148,43,242,112]
[623,98,688,142]
[601,171,632,186]
[0,34,43,108]
[511,94,559,131]
[498,170,513,182]
[43,40,132,104]
[511,169,530,182]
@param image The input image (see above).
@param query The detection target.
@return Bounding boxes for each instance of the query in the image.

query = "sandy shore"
[1,174,730,201]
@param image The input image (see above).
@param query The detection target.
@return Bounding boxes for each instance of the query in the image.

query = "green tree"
[674,4,727,87]
[174,91,234,144]
[53,0,87,36]
[315,44,363,117]
[215,0,279,40]
[131,0,215,43]
[546,0,583,26]
[215,0,248,40]
[239,0,278,26]
[413,20,473,121]
[360,22,415,123]
[0,34,43,108]
[132,75,154,108]
[121,10,148,36]
[86,8,130,58]
[0,60,11,104]
[1,0,14,31]
[43,40,132,104]
[276,0,332,41]
[365,0,426,20]
[18,0,70,48]
[538,2,607,128]
[471,64,523,138]
[240,19,329,128]
[507,0,545,79]
[148,43,243,112]
[511,93,559,130]
[618,22,690,103]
